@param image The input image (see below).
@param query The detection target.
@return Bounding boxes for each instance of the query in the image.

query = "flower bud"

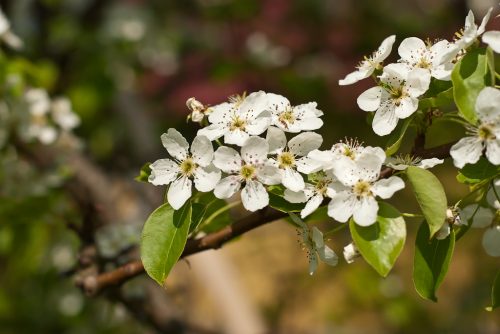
[343,242,360,264]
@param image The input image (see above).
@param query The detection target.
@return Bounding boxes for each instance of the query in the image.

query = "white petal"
[224,129,250,146]
[194,164,221,192]
[357,86,385,112]
[213,146,242,173]
[354,150,384,181]
[477,7,493,35]
[38,126,57,144]
[450,136,484,168]
[417,158,444,169]
[339,67,373,86]
[372,102,399,136]
[294,102,323,117]
[482,226,500,257]
[246,114,271,135]
[238,91,268,119]
[197,124,226,141]
[406,68,430,97]
[475,87,500,124]
[266,126,287,153]
[266,93,290,114]
[372,176,405,199]
[343,243,360,264]
[435,224,451,240]
[470,207,494,228]
[282,168,305,192]
[328,191,356,223]
[241,180,269,211]
[353,196,378,226]
[288,132,323,156]
[483,30,500,53]
[486,139,500,165]
[214,175,241,199]
[394,96,418,119]
[380,63,409,87]
[190,135,213,167]
[372,35,397,62]
[301,194,323,218]
[167,176,192,210]
[295,156,324,174]
[161,128,189,160]
[293,117,323,132]
[284,189,308,203]
[332,157,359,186]
[398,37,426,63]
[257,165,282,185]
[207,102,234,124]
[241,136,269,165]
[149,159,179,185]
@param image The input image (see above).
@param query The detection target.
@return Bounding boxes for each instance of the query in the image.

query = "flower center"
[478,124,496,141]
[389,87,408,107]
[180,158,197,177]
[278,108,295,126]
[278,152,295,169]
[230,116,247,131]
[315,180,331,196]
[353,180,372,198]
[417,57,432,69]
[240,164,256,181]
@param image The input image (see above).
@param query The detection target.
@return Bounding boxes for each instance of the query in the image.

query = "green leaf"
[385,116,413,156]
[486,270,500,311]
[194,192,234,234]
[190,203,207,233]
[413,223,455,302]
[268,185,303,213]
[141,202,192,286]
[349,202,406,277]
[418,79,453,110]
[135,163,151,183]
[406,166,447,238]
[456,157,500,184]
[451,48,491,124]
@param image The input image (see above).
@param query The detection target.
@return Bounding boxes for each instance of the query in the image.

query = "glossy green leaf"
[385,116,412,156]
[190,202,207,233]
[486,270,500,311]
[418,78,453,110]
[413,223,455,302]
[268,185,303,213]
[406,166,447,238]
[349,202,406,277]
[456,158,500,184]
[135,163,152,183]
[451,48,491,124]
[141,202,192,286]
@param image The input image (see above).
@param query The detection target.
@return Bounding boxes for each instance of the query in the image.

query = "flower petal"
[257,164,282,185]
[266,93,290,114]
[197,124,226,141]
[372,102,398,136]
[417,158,444,169]
[372,176,405,199]
[194,164,221,192]
[483,30,500,53]
[475,87,500,124]
[167,176,192,210]
[282,168,305,192]
[190,135,213,167]
[357,86,385,112]
[241,136,269,165]
[241,180,269,212]
[213,146,242,173]
[161,128,189,160]
[301,194,323,218]
[224,129,250,146]
[246,114,271,136]
[266,126,287,153]
[288,132,323,156]
[214,175,241,199]
[353,196,378,226]
[238,91,268,119]
[394,96,418,119]
[486,139,500,165]
[284,189,308,203]
[398,37,426,63]
[482,225,500,257]
[372,35,396,62]
[339,67,372,86]
[450,136,484,168]
[406,68,431,97]
[295,156,324,174]
[149,158,179,185]
[328,191,356,223]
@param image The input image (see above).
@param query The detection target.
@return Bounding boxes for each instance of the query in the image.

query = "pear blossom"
[289,213,338,275]
[343,242,360,264]
[385,155,443,170]
[186,97,208,123]
[483,30,500,53]
[265,93,323,133]
[357,63,430,136]
[213,136,280,212]
[266,126,323,191]
[435,207,464,240]
[397,37,455,81]
[24,89,57,144]
[339,35,396,85]
[149,129,221,210]
[284,170,339,218]
[0,7,23,49]
[51,98,80,131]
[198,91,271,146]
[450,87,500,168]
[328,149,405,226]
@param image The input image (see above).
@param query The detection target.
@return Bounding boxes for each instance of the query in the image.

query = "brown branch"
[78,207,287,295]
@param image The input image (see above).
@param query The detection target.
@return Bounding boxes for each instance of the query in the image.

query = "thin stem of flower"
[323,223,347,236]
[491,181,500,202]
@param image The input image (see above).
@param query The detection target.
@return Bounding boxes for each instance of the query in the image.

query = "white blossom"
[483,30,500,53]
[51,98,80,131]
[186,97,208,123]
[24,89,57,144]
[328,149,405,226]
[198,91,271,146]
[339,35,396,85]
[284,170,340,219]
[266,126,323,191]
[450,87,500,168]
[289,213,338,275]
[213,136,280,212]
[385,155,443,170]
[149,129,221,210]
[357,63,430,136]
[343,242,360,264]
[0,7,22,49]
[265,93,323,133]
[397,37,455,81]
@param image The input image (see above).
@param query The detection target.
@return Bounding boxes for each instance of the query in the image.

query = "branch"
[78,208,287,295]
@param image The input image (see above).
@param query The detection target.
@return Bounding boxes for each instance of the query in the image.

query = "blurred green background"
[0,0,499,333]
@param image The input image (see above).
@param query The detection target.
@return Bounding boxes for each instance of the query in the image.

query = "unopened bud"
[186,97,207,123]
[343,242,360,264]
